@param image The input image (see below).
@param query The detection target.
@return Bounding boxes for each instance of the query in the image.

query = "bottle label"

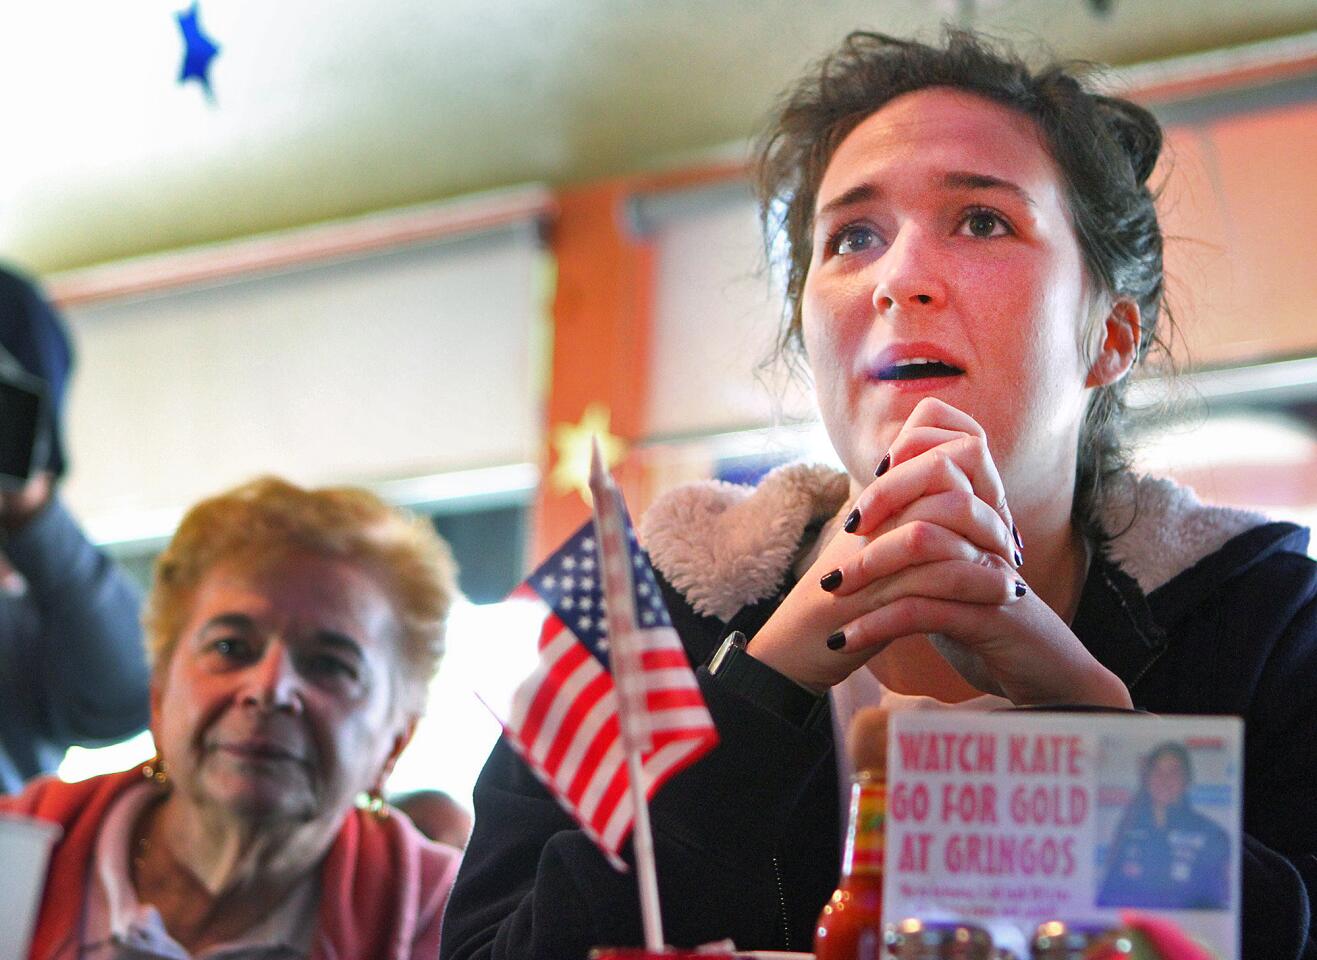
[843,781,886,876]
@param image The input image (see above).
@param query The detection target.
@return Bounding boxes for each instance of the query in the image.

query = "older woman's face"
[802,88,1098,491]
[151,550,413,826]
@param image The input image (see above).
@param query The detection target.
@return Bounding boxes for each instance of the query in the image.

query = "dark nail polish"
[820,569,844,592]
[843,509,861,534]
[826,631,846,651]
[1013,549,1023,567]
[874,452,891,478]
[1015,580,1028,598]
[1012,522,1023,551]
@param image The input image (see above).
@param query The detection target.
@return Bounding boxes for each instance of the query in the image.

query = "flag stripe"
[639,648,693,670]
[507,625,579,731]
[639,669,704,693]
[528,646,607,763]
[540,666,613,776]
[517,630,589,748]
[551,686,619,787]
[646,708,722,735]
[646,688,708,714]
[564,710,620,803]
[588,751,635,843]
[575,741,625,823]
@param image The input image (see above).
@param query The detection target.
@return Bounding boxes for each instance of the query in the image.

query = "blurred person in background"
[0,264,149,793]
[392,788,474,849]
[442,30,1317,960]
[1,477,462,959]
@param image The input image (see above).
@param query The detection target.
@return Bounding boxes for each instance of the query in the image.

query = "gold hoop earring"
[141,755,169,786]
[365,791,390,820]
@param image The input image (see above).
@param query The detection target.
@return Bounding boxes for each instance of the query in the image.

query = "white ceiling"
[3,0,1315,274]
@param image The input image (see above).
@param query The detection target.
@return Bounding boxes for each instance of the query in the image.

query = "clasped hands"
[748,398,1131,710]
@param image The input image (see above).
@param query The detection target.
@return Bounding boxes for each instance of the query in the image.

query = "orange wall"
[1157,97,1317,367]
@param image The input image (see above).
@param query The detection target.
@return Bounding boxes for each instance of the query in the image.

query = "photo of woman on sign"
[1097,742,1231,910]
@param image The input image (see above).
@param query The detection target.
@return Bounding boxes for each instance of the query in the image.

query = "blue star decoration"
[176,2,221,99]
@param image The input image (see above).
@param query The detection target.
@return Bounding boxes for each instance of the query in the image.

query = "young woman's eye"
[959,208,1011,239]
[829,223,882,256]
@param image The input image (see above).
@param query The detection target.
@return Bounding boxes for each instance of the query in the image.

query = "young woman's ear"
[1086,299,1142,388]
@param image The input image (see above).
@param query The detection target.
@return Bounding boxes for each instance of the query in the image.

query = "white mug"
[0,813,61,960]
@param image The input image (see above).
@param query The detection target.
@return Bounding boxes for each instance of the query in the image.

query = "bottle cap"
[1031,920,1132,958]
[848,706,889,776]
[886,918,994,958]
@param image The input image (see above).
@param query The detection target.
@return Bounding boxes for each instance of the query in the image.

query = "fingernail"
[1012,522,1023,551]
[1014,580,1028,598]
[1013,549,1023,567]
[826,631,846,651]
[874,452,891,478]
[820,569,843,592]
[843,509,861,534]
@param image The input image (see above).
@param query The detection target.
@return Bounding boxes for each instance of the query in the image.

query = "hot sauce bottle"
[814,708,890,960]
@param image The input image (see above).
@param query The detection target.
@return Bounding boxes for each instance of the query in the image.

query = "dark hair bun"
[1096,96,1163,185]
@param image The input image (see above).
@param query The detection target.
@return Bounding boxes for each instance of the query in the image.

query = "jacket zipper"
[771,855,792,950]
[1097,564,1170,690]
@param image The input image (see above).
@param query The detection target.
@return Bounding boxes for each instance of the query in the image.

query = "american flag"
[497,504,717,868]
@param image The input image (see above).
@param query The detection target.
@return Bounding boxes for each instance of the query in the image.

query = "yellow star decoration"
[549,403,627,503]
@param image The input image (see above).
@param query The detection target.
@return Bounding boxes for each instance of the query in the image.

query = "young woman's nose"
[240,643,304,714]
[871,224,947,313]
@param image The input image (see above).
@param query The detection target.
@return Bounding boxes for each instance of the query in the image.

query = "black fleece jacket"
[441,516,1317,960]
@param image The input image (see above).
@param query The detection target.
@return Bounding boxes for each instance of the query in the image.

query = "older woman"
[2,477,461,960]
[442,30,1317,960]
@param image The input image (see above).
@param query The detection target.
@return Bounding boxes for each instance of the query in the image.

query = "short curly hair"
[755,29,1172,540]
[145,476,459,715]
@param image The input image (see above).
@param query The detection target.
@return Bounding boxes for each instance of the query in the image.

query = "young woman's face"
[1146,752,1189,808]
[802,88,1100,493]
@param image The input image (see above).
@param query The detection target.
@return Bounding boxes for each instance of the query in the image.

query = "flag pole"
[625,736,664,952]
[589,438,665,953]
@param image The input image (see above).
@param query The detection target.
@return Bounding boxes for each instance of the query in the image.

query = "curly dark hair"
[754,29,1172,540]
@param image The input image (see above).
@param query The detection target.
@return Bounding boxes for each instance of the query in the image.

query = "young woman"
[442,31,1317,960]
[1098,742,1231,910]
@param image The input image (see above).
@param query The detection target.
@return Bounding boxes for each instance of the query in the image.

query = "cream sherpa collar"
[639,463,1268,622]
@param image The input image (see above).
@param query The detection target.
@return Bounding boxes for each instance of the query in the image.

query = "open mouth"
[875,358,965,381]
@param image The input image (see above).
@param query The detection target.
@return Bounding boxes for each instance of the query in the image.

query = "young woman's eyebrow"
[816,172,1034,222]
[815,182,881,220]
[942,171,1036,207]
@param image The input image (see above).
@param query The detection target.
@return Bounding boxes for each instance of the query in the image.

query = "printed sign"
[883,711,1241,959]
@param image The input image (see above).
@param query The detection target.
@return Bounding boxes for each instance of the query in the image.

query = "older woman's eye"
[305,653,360,684]
[959,208,1011,239]
[211,636,254,661]
[829,223,881,256]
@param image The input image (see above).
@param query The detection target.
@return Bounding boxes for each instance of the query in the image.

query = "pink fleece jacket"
[0,768,462,960]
